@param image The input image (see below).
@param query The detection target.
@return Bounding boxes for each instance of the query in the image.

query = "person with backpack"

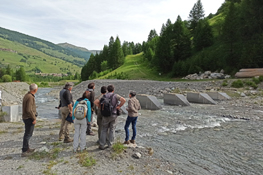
[72,91,92,153]
[94,84,126,150]
[86,83,95,136]
[123,91,141,145]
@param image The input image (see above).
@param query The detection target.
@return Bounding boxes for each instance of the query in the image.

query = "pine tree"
[147,29,158,42]
[189,0,205,32]
[222,2,239,67]
[108,36,115,68]
[122,41,129,57]
[16,67,27,81]
[154,19,174,73]
[171,16,191,62]
[113,36,125,68]
[193,19,213,51]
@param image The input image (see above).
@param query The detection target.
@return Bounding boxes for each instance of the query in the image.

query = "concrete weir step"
[187,92,217,105]
[137,94,162,110]
[206,92,231,100]
[2,105,22,122]
[164,93,190,106]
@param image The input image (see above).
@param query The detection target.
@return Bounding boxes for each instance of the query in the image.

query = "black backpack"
[100,94,115,117]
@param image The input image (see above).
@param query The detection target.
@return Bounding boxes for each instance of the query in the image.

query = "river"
[36,88,263,175]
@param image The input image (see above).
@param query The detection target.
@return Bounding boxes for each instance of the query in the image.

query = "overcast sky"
[1,0,225,50]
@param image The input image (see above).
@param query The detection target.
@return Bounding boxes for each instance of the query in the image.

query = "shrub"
[231,80,244,88]
[222,80,228,87]
[244,80,258,89]
[252,77,261,84]
[89,71,98,80]
[2,75,12,82]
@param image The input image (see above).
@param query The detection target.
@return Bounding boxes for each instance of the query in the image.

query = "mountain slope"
[0,37,80,74]
[57,42,91,61]
[0,27,87,67]
[98,53,168,80]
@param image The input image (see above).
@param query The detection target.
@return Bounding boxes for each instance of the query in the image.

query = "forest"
[81,0,263,80]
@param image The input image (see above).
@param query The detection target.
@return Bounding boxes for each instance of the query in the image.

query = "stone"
[164,93,190,106]
[241,93,246,97]
[39,146,49,152]
[187,93,217,105]
[206,92,231,100]
[137,94,162,110]
[133,152,141,159]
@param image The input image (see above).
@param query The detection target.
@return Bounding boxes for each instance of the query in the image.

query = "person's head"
[82,91,90,99]
[101,86,107,94]
[65,82,73,91]
[129,91,136,98]
[107,84,114,93]
[29,83,38,94]
[88,82,95,90]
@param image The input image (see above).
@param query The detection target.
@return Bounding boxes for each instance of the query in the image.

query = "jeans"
[73,118,87,151]
[22,118,35,152]
[124,116,138,141]
[99,115,117,147]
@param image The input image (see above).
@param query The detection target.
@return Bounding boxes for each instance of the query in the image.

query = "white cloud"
[0,0,225,50]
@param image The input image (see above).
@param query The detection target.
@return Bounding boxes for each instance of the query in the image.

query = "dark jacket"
[22,92,37,120]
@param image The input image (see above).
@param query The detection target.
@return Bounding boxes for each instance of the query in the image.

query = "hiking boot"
[59,137,64,141]
[21,150,33,157]
[80,148,87,153]
[123,140,130,145]
[64,138,73,143]
[99,145,105,150]
[87,132,95,136]
[130,140,135,144]
[27,148,35,153]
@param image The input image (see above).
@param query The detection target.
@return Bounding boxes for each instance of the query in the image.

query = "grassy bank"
[98,53,177,81]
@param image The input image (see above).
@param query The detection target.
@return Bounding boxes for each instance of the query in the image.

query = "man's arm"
[94,99,100,108]
[116,97,126,110]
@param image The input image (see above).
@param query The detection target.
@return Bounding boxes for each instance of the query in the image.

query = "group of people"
[21,82,141,156]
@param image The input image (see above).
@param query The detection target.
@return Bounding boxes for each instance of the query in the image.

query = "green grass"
[98,53,174,81]
[0,38,81,74]
[112,139,126,154]
[29,148,61,160]
[76,152,96,167]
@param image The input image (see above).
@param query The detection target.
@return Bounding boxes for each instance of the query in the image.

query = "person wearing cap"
[85,82,95,136]
[123,91,141,145]
[58,82,74,143]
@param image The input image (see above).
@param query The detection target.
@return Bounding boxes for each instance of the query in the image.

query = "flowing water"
[36,88,263,175]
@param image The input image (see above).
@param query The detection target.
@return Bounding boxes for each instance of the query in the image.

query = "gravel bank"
[0,119,182,175]
[0,82,29,105]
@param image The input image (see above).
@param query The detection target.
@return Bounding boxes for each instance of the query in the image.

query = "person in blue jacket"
[72,91,91,153]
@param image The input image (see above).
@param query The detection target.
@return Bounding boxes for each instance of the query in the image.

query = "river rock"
[133,152,141,159]
[241,93,246,97]
[39,146,49,152]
